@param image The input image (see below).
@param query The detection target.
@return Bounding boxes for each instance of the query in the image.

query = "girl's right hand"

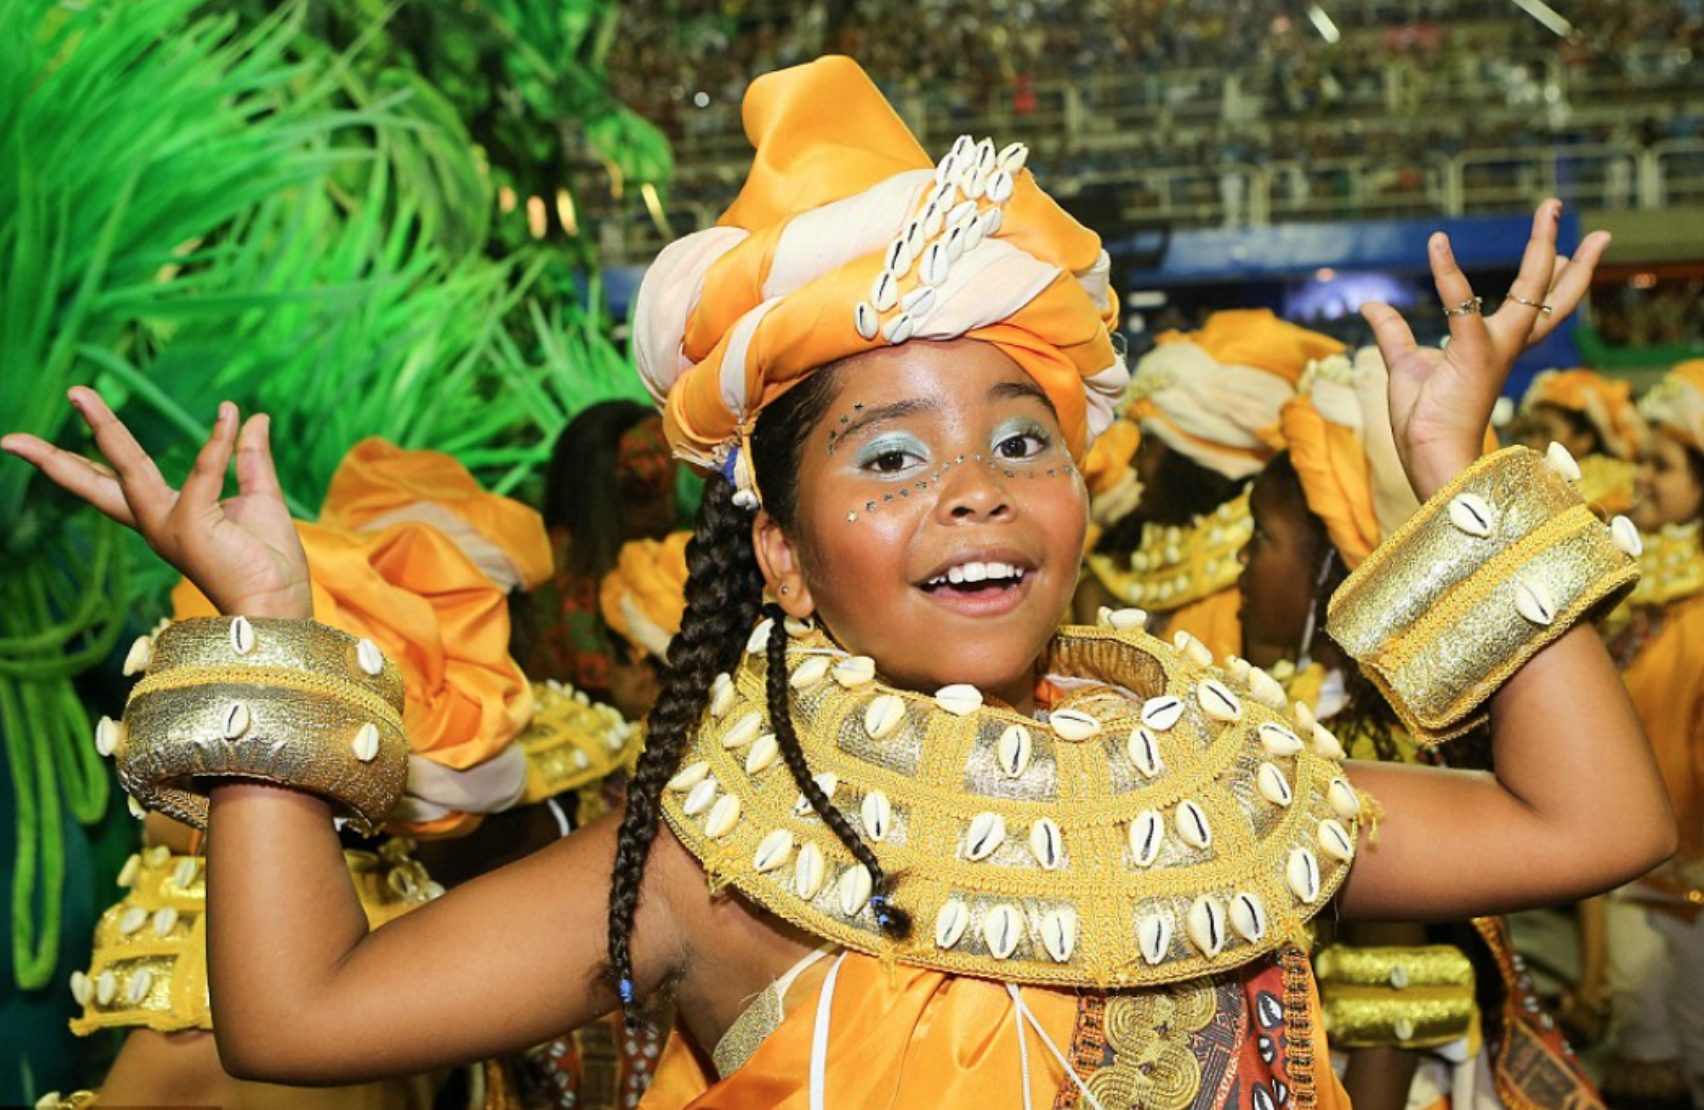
[2,388,312,620]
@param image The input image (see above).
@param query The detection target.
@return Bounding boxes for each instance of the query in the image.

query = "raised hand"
[1362,199,1612,500]
[2,388,312,619]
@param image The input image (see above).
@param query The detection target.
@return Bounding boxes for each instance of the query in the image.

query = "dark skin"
[1518,401,1604,461]
[1,201,1675,1086]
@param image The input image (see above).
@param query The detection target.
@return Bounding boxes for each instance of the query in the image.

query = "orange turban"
[1520,368,1646,461]
[632,56,1127,497]
[1129,309,1345,480]
[1279,348,1420,570]
[1640,360,1704,453]
[600,531,692,660]
[172,439,552,836]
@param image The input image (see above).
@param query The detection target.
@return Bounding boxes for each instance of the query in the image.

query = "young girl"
[4,57,1673,1108]
[1515,368,1644,515]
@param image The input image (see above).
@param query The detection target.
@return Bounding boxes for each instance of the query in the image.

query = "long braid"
[761,603,912,940]
[604,477,764,1012]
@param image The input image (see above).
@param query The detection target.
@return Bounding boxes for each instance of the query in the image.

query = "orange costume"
[630,57,1358,1109]
[1519,368,1645,515]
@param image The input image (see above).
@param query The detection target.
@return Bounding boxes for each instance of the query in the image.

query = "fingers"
[234,413,283,500]
[1428,232,1494,365]
[1489,199,1563,349]
[1360,301,1419,364]
[0,434,139,527]
[68,387,176,531]
[179,401,239,512]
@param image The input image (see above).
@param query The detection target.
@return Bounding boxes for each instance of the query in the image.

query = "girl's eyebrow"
[837,398,939,444]
[988,380,1056,413]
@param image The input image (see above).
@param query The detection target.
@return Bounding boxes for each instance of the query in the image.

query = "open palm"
[1362,199,1612,500]
[1,389,311,619]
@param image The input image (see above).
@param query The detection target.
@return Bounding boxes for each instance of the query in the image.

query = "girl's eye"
[868,449,914,473]
[856,438,927,475]
[994,430,1048,460]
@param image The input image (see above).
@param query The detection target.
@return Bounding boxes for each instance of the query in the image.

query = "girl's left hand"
[1363,199,1612,500]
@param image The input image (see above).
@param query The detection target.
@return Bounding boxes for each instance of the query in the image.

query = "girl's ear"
[752,511,817,619]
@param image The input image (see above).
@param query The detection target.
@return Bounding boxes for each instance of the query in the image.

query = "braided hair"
[603,366,907,1019]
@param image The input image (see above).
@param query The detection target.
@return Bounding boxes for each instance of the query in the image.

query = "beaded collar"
[1629,520,1704,610]
[1086,490,1253,612]
[660,615,1363,989]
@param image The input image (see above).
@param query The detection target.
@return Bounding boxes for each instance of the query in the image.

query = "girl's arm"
[1338,201,1675,918]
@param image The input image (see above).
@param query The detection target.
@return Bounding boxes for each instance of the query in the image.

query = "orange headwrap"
[172,439,551,836]
[1129,309,1345,480]
[599,531,692,660]
[1520,368,1646,461]
[1641,360,1704,453]
[632,57,1127,499]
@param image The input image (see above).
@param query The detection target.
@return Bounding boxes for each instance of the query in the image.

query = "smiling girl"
[4,58,1675,1109]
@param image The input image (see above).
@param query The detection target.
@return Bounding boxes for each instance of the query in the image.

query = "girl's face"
[1634,431,1704,531]
[1520,402,1601,461]
[1238,465,1328,670]
[756,340,1088,711]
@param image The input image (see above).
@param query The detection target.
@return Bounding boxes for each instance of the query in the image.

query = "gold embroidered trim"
[1314,942,1477,1049]
[1630,520,1704,609]
[1087,490,1252,612]
[1327,447,1639,745]
[661,622,1360,990]
[517,681,643,805]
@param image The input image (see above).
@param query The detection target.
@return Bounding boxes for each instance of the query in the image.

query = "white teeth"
[1612,515,1643,557]
[223,702,252,740]
[864,694,907,740]
[1256,762,1294,807]
[862,790,893,842]
[1197,679,1243,723]
[1546,441,1583,482]
[1187,896,1228,958]
[1319,818,1356,862]
[795,772,839,815]
[1050,708,1101,742]
[753,829,794,873]
[947,566,966,584]
[1328,777,1362,819]
[1247,669,1288,710]
[1448,492,1495,538]
[1230,892,1269,943]
[983,903,1022,960]
[838,864,874,916]
[1141,695,1185,731]
[722,712,763,749]
[1041,907,1077,963]
[1127,727,1164,779]
[965,811,1007,861]
[704,794,741,839]
[935,898,970,948]
[1312,723,1346,760]
[1287,847,1323,903]
[962,562,988,583]
[126,967,154,1005]
[832,656,877,688]
[744,733,780,775]
[1175,801,1212,850]
[1129,809,1165,866]
[667,760,710,792]
[356,638,385,677]
[122,635,153,676]
[997,724,1034,778]
[790,656,831,690]
[934,684,983,716]
[1258,722,1304,756]
[1137,912,1175,965]
[94,716,122,757]
[1029,817,1065,870]
[682,779,718,817]
[118,907,148,936]
[230,616,256,655]
[794,843,828,900]
[351,722,380,762]
[746,619,774,655]
[1514,577,1557,626]
[710,673,737,718]
[854,301,879,340]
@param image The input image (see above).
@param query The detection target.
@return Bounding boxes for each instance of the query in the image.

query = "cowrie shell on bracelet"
[351,723,380,762]
[1612,515,1643,557]
[934,684,982,716]
[1447,492,1495,538]
[704,794,741,839]
[1187,896,1228,958]
[229,616,257,655]
[854,302,879,340]
[95,716,122,757]
[1129,809,1165,867]
[864,694,906,740]
[983,903,1022,960]
[1041,907,1077,962]
[838,864,873,916]
[965,811,1006,861]
[997,724,1033,778]
[1546,441,1583,482]
[861,789,893,842]
[1138,912,1174,965]
[668,760,709,792]
[355,638,385,677]
[1050,707,1100,741]
[752,829,793,873]
[223,703,252,740]
[122,636,153,676]
[935,898,970,949]
[1514,577,1557,626]
[789,656,830,690]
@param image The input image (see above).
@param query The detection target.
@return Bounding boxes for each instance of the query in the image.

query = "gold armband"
[1327,446,1640,744]
[115,617,407,834]
[1315,942,1479,1050]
